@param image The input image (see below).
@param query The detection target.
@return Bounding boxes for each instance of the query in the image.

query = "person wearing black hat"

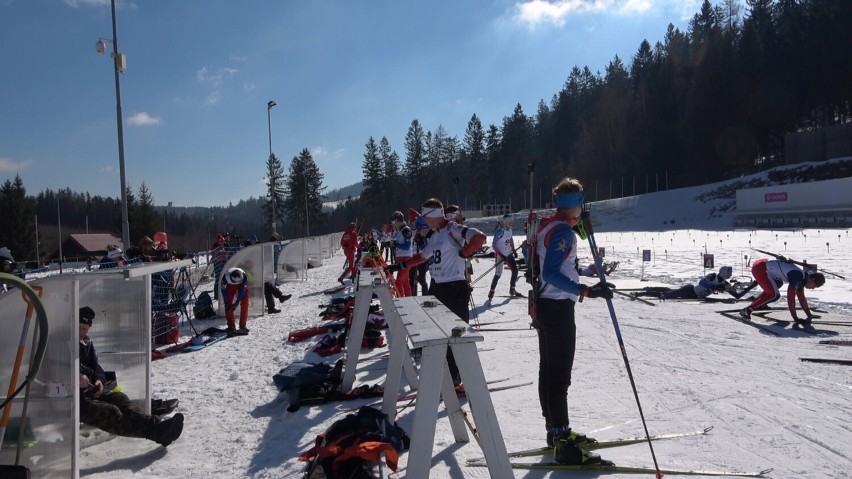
[78,306,184,446]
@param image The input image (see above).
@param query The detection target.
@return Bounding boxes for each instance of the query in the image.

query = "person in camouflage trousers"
[79,306,184,446]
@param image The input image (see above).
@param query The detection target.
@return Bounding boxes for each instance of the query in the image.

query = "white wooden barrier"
[342,267,511,478]
[386,296,513,479]
[341,267,418,392]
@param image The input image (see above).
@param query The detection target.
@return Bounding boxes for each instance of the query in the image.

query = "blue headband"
[555,192,584,209]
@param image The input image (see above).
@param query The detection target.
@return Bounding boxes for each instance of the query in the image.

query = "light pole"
[57,195,63,273]
[163,201,172,232]
[267,100,277,234]
[304,176,310,237]
[96,0,130,251]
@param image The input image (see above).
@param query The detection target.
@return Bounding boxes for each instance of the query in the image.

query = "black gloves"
[579,282,614,299]
[512,251,518,259]
[387,262,404,273]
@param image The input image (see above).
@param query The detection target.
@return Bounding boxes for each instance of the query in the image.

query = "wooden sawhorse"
[340,267,418,393]
[382,296,512,479]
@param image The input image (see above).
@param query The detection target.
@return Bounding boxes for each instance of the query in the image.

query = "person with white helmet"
[221,267,250,335]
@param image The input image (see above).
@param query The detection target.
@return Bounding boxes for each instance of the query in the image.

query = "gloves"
[388,262,405,273]
[226,304,236,313]
[579,282,614,300]
[458,251,468,259]
[512,251,518,259]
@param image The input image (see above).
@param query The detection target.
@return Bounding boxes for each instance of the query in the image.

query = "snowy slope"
[78,178,852,478]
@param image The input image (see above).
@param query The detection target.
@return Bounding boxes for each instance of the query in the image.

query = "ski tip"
[759,468,774,476]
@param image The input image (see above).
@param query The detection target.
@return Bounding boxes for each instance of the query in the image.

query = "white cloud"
[513,0,655,28]
[64,0,137,9]
[64,0,110,7]
[243,82,256,92]
[100,164,115,172]
[196,66,239,87]
[195,66,209,82]
[126,111,162,126]
[0,156,33,172]
[196,65,240,105]
[312,147,346,160]
[205,90,222,106]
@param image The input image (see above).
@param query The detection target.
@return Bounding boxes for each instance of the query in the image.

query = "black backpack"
[193,291,216,319]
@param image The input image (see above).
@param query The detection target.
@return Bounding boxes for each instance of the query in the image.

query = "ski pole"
[612,289,657,307]
[583,212,663,479]
[471,243,524,286]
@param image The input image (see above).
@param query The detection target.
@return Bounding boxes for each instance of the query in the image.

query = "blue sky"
[0,0,698,207]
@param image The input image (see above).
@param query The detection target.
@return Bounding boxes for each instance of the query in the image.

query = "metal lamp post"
[304,176,310,237]
[267,100,277,234]
[96,0,130,251]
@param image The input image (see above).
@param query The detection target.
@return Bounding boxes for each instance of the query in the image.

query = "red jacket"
[340,226,357,251]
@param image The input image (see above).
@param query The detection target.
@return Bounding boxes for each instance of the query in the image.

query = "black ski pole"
[583,211,663,479]
[612,289,657,307]
[470,242,524,286]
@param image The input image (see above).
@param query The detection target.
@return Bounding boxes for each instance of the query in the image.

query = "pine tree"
[361,137,384,224]
[263,153,287,235]
[133,182,160,242]
[0,175,36,261]
[463,114,486,207]
[403,119,426,204]
[379,136,401,207]
[284,149,325,237]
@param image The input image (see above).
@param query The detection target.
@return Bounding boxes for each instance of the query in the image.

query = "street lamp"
[267,100,277,234]
[304,176,310,237]
[96,0,130,251]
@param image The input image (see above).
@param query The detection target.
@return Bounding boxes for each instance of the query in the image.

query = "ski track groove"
[783,424,851,464]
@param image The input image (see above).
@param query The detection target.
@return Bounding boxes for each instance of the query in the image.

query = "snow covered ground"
[78,182,851,478]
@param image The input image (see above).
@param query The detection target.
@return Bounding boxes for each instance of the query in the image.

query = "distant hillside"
[462,157,852,234]
[325,181,363,201]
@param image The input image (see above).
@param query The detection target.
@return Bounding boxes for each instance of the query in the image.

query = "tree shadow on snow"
[78,446,167,476]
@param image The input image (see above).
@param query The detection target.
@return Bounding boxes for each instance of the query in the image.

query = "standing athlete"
[404,198,486,386]
[488,214,521,301]
[534,177,613,465]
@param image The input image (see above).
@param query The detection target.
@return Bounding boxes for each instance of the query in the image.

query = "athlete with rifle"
[740,252,826,323]
[529,176,614,466]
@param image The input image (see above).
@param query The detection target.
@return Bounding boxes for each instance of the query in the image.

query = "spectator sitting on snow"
[79,306,184,446]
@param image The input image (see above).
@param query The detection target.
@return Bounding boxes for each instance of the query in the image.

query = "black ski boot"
[150,413,184,447]
[553,428,609,465]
